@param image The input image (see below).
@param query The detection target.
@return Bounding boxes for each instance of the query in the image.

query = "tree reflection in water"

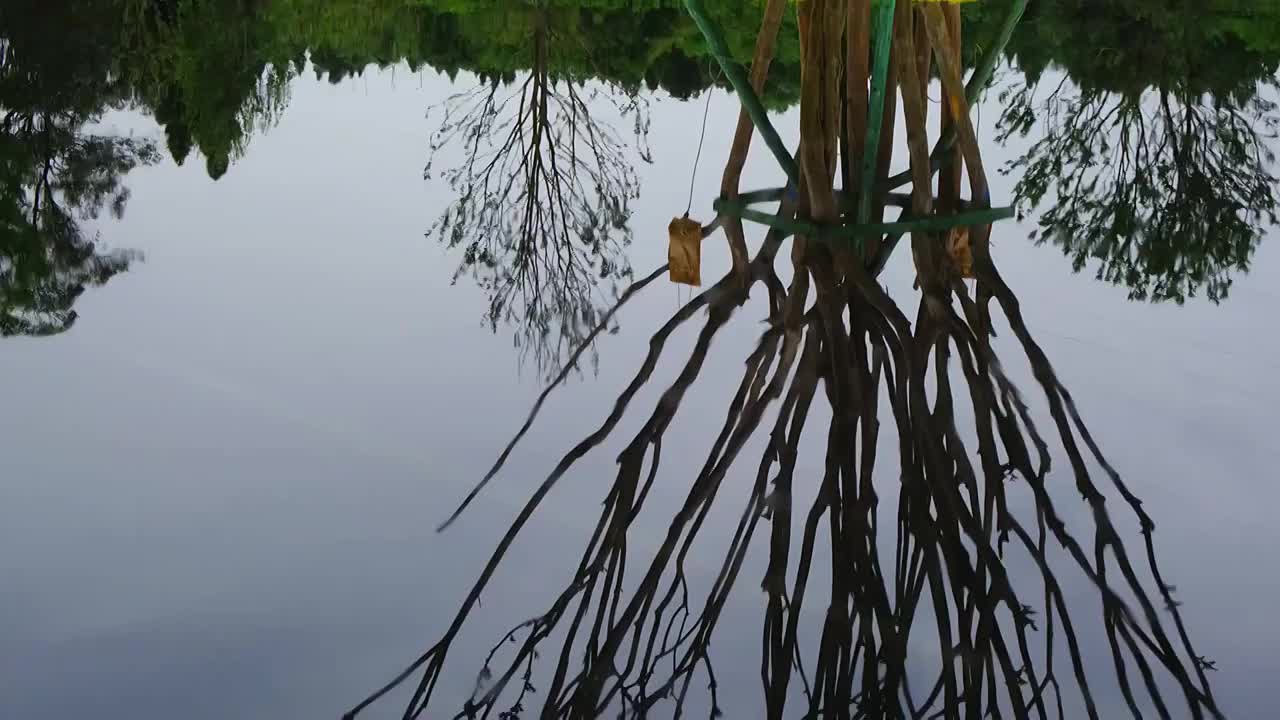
[994,0,1278,303]
[0,0,156,336]
[426,7,645,376]
[349,2,1222,719]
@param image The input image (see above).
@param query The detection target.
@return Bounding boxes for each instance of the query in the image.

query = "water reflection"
[0,1,1271,717]
[0,1,155,336]
[348,2,1223,718]
[425,8,645,375]
[82,0,792,367]
[114,0,788,180]
[4,1,1274,342]
[994,0,1279,303]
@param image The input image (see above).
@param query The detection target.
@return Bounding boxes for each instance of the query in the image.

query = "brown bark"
[913,5,931,139]
[893,0,951,306]
[922,5,988,206]
[720,0,789,279]
[844,0,870,193]
[938,2,964,213]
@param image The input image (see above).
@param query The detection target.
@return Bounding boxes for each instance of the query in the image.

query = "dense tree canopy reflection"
[0,0,155,336]
[115,0,801,178]
[989,0,1280,303]
[5,0,1273,344]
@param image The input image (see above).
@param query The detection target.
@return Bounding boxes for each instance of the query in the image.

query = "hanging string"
[684,62,722,218]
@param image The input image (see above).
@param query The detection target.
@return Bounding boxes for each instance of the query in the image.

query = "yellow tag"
[947,225,974,279]
[668,217,703,286]
[910,226,974,285]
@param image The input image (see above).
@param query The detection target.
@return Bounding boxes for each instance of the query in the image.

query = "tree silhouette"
[0,1,158,336]
[0,122,154,336]
[118,0,294,179]
[349,3,1221,718]
[427,7,647,375]
[994,0,1279,303]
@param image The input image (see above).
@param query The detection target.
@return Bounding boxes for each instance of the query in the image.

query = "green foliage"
[119,0,294,177]
[991,0,1280,303]
[109,0,802,177]
[0,119,155,336]
[0,0,157,336]
[7,0,1280,313]
[983,0,1280,97]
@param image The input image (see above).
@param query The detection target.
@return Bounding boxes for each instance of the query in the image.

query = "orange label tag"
[668,217,703,286]
[947,225,974,278]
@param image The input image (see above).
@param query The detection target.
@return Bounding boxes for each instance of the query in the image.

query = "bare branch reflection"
[428,8,647,376]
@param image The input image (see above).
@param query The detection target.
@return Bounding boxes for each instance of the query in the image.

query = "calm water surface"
[3,2,1279,718]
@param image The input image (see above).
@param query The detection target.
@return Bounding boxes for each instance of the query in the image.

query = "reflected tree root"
[348,2,1222,718]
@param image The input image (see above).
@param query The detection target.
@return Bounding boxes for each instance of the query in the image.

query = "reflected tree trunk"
[349,3,1225,719]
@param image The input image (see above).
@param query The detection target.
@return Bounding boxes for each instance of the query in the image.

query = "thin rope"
[684,65,720,217]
